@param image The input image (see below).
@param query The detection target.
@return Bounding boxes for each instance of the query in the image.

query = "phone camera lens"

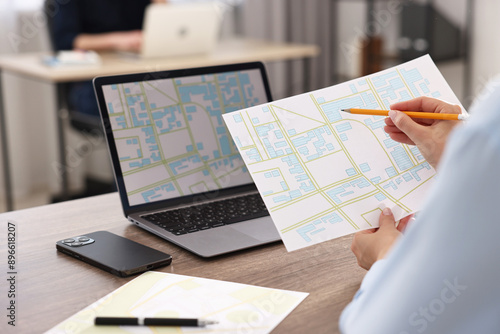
[61,236,95,247]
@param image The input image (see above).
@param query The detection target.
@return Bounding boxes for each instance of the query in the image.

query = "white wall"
[335,1,370,79]
[470,0,500,105]
[1,72,60,199]
[0,7,59,210]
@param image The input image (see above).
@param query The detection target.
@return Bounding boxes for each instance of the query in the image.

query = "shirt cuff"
[339,259,388,333]
[358,259,388,295]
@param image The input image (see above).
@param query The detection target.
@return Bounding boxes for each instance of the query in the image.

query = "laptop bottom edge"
[129,216,281,258]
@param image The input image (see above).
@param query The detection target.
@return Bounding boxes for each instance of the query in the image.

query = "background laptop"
[93,62,281,257]
[138,2,221,58]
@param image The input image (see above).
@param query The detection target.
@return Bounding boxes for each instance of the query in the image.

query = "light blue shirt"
[340,80,500,334]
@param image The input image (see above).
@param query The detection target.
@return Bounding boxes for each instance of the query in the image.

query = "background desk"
[0,192,365,334]
[0,38,320,211]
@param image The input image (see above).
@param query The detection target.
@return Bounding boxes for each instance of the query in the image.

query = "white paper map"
[46,271,308,334]
[223,55,464,252]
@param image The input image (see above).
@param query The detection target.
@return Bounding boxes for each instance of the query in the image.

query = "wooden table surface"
[0,193,365,333]
[0,38,320,83]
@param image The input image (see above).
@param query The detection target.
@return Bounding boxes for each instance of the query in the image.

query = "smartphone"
[56,231,172,277]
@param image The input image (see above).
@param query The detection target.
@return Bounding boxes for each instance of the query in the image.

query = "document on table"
[46,271,308,334]
[223,55,465,252]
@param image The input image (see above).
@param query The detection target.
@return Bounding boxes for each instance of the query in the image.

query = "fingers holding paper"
[384,97,463,169]
[351,208,403,270]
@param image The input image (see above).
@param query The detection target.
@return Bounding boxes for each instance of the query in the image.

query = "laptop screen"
[99,67,270,207]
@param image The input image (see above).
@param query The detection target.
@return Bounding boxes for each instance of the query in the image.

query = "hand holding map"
[223,55,466,252]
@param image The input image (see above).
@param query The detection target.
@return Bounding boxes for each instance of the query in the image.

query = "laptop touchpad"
[230,217,281,242]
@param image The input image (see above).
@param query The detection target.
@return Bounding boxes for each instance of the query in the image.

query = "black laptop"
[93,62,280,257]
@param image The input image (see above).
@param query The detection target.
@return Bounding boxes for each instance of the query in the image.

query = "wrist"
[73,33,118,51]
[376,246,391,262]
[105,33,121,50]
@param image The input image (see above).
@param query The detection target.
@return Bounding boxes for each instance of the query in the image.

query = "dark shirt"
[52,0,152,50]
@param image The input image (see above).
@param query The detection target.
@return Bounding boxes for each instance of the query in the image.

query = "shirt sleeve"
[51,0,81,50]
[338,81,500,334]
[339,259,388,332]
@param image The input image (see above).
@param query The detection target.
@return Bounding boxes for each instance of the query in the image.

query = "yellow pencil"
[341,108,468,121]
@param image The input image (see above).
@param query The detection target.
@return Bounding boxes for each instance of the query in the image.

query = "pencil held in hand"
[341,108,468,121]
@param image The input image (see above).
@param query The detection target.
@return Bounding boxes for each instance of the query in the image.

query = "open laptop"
[135,2,221,58]
[93,62,281,257]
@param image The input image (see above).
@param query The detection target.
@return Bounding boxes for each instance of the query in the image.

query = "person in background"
[51,0,167,117]
[339,81,500,333]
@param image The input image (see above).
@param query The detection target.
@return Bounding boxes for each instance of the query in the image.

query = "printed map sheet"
[46,271,308,334]
[223,55,464,251]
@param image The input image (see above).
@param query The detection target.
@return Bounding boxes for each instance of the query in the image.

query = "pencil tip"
[340,109,351,113]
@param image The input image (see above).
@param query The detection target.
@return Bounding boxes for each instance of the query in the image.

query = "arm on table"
[73,30,143,52]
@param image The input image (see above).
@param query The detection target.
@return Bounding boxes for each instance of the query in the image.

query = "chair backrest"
[42,0,104,134]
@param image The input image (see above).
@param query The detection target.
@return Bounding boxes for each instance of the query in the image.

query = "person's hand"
[109,30,143,52]
[385,97,462,169]
[74,30,143,52]
[351,208,412,270]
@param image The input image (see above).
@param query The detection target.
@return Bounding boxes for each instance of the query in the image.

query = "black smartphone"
[56,231,172,277]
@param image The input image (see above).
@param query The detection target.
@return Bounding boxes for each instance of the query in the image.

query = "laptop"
[93,62,281,257]
[137,2,221,58]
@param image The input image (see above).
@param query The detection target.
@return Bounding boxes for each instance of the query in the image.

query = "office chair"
[44,0,104,135]
[44,0,114,201]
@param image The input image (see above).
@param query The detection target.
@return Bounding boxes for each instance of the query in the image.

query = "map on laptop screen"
[101,69,268,206]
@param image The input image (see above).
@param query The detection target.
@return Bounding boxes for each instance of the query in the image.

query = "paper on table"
[45,271,308,334]
[42,51,102,67]
[223,55,465,252]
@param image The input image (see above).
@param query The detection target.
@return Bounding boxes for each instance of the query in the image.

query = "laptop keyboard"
[141,193,269,236]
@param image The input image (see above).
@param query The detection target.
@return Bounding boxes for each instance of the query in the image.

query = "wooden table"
[0,192,365,333]
[0,38,320,211]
